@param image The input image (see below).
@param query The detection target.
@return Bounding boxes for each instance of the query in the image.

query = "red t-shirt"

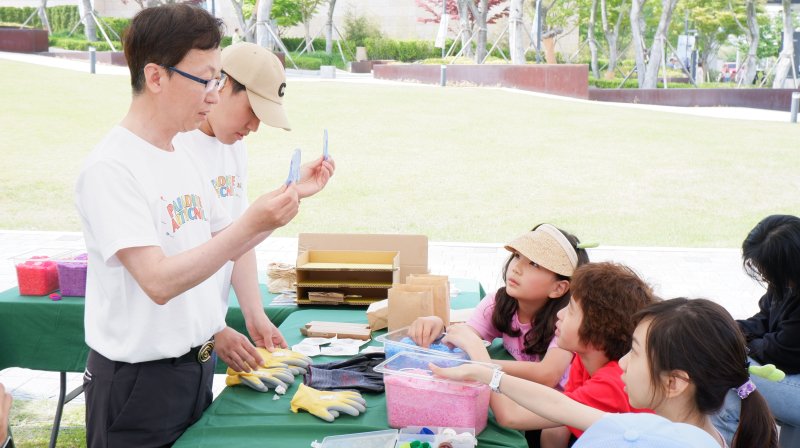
[563,356,653,437]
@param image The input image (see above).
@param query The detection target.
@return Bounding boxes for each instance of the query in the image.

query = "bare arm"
[494,347,574,388]
[444,325,573,388]
[430,363,606,432]
[0,384,9,443]
[118,186,298,305]
[231,249,287,350]
[490,389,562,429]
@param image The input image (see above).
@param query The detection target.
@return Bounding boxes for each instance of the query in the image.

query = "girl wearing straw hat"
[410,224,589,392]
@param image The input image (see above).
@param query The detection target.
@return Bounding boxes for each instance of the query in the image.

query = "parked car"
[718,62,738,82]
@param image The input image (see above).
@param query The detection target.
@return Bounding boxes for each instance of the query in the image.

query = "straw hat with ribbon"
[504,224,594,277]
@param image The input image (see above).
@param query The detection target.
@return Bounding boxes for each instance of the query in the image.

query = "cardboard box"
[298,233,428,282]
[300,321,372,340]
[295,250,399,306]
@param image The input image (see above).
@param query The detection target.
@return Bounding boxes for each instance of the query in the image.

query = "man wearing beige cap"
[174,42,335,372]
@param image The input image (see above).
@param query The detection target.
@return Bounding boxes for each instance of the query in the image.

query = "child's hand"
[442,324,489,360]
[429,362,492,384]
[408,316,445,348]
[295,156,335,199]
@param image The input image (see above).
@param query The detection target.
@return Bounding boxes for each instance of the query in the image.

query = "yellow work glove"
[225,365,295,393]
[290,383,366,422]
[257,348,313,375]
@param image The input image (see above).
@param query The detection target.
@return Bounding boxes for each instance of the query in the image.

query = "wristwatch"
[489,368,505,393]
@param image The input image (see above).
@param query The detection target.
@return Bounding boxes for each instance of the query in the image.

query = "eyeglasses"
[162,65,227,93]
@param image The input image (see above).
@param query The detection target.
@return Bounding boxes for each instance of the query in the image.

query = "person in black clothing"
[712,215,800,448]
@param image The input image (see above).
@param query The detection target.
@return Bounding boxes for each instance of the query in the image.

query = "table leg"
[49,372,84,448]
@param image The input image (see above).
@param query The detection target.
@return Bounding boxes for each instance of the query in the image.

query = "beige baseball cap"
[221,42,291,131]
[504,224,579,277]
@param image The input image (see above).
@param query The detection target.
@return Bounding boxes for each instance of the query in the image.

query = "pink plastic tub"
[374,352,494,434]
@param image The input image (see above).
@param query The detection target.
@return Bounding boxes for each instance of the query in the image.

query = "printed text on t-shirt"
[166,194,207,233]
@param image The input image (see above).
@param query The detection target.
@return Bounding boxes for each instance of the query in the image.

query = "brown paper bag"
[388,284,434,331]
[366,299,389,331]
[406,274,450,327]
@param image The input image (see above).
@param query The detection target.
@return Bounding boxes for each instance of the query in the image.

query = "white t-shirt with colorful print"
[76,126,231,363]
[173,129,248,314]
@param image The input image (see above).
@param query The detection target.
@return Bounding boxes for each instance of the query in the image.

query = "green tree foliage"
[343,9,382,47]
[272,0,303,28]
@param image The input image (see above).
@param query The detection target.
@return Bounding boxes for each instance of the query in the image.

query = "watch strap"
[489,368,504,393]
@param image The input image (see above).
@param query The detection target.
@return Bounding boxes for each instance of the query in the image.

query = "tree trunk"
[256,0,275,49]
[325,0,337,54]
[303,13,313,52]
[37,0,50,33]
[456,0,473,57]
[509,0,525,64]
[699,45,715,83]
[601,0,627,77]
[80,0,97,42]
[468,0,489,63]
[772,0,794,88]
[641,0,678,88]
[740,0,759,85]
[588,0,599,77]
[630,0,646,86]
[230,0,253,42]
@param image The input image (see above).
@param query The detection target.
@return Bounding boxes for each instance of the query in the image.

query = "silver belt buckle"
[197,340,214,363]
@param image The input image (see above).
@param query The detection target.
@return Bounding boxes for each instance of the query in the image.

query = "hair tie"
[576,242,599,249]
[736,379,756,399]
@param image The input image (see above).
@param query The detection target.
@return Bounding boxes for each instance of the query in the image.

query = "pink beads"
[384,372,490,433]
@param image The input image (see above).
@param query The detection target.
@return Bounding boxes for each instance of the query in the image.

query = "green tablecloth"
[0,284,297,373]
[175,282,526,448]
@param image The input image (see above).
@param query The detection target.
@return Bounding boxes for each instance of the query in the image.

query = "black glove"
[303,352,386,393]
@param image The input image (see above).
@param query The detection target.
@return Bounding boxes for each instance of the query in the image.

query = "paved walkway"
[0,230,765,409]
[1,50,795,123]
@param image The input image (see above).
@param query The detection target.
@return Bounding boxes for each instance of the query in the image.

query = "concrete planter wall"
[0,28,49,53]
[373,64,590,98]
[589,88,800,112]
[348,60,391,73]
[39,51,128,66]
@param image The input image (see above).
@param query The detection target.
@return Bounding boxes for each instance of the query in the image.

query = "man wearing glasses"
[75,5,300,447]
[174,43,335,373]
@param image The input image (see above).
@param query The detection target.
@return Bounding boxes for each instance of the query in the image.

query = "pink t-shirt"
[467,292,570,388]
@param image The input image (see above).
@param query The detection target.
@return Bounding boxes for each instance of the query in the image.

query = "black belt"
[151,339,215,365]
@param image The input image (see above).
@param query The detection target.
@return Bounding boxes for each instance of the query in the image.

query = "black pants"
[84,348,214,448]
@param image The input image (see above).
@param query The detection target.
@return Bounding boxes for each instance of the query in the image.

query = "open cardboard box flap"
[298,233,428,281]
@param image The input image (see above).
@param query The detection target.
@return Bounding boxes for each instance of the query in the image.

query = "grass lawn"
[1,59,798,247]
[10,399,85,448]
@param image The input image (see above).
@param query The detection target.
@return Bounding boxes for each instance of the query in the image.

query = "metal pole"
[791,92,800,123]
[89,46,96,74]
